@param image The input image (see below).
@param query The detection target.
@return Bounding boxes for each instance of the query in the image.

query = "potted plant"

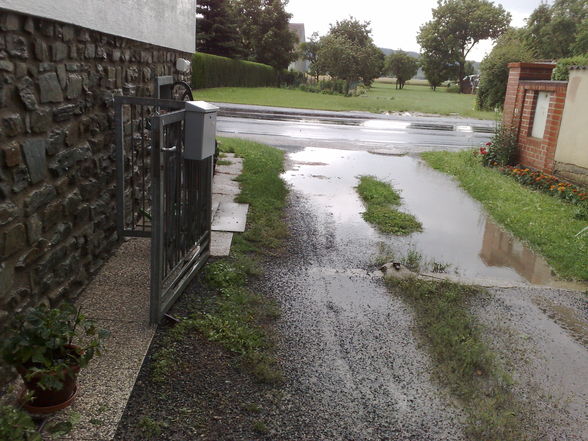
[0,302,109,413]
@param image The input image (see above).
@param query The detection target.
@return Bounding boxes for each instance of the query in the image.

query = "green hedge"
[192,53,279,89]
[552,54,588,81]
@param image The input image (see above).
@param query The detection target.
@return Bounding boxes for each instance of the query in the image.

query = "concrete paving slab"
[213,173,238,187]
[213,182,241,196]
[215,163,242,176]
[211,202,249,233]
[210,231,234,256]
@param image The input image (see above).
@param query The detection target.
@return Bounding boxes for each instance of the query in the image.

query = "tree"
[572,19,588,55]
[300,32,324,82]
[476,28,534,111]
[417,0,511,93]
[420,52,452,90]
[196,0,245,58]
[316,18,384,89]
[385,51,419,89]
[233,0,297,70]
[524,0,588,59]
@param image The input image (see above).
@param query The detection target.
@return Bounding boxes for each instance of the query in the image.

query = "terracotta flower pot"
[16,344,81,412]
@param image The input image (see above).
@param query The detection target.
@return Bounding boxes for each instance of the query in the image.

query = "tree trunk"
[458,61,465,94]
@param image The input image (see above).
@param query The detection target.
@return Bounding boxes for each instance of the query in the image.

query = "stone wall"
[0,10,190,321]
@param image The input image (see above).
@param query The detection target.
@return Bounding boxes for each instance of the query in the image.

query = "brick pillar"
[502,62,556,128]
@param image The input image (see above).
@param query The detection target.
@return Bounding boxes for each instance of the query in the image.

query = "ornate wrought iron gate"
[115,96,213,324]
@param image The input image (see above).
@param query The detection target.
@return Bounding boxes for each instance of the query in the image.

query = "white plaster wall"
[0,0,195,53]
[555,69,588,169]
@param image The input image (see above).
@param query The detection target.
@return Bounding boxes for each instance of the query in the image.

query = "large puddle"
[284,147,566,287]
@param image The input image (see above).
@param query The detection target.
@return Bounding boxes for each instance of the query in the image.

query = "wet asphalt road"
[216,105,494,153]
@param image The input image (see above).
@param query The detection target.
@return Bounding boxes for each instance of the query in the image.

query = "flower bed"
[476,143,588,217]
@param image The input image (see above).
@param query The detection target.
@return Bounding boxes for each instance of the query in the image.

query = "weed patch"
[151,138,287,386]
[386,277,528,440]
[356,176,422,235]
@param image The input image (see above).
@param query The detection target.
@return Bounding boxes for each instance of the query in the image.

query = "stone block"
[66,63,79,72]
[22,138,48,184]
[48,129,66,155]
[3,223,26,256]
[30,108,52,133]
[26,214,42,245]
[39,72,64,103]
[54,176,70,194]
[62,25,75,42]
[0,201,18,225]
[24,184,57,215]
[64,190,82,215]
[0,13,20,31]
[33,38,49,61]
[0,60,14,72]
[39,62,55,73]
[39,20,54,37]
[2,141,21,167]
[78,29,90,42]
[17,76,38,110]
[57,64,67,88]
[15,62,27,78]
[7,35,28,59]
[51,42,68,62]
[24,17,34,34]
[3,113,24,137]
[66,73,82,99]
[0,263,14,296]
[53,104,76,122]
[16,239,48,268]
[85,44,96,59]
[11,166,30,193]
[112,49,121,62]
[42,200,62,231]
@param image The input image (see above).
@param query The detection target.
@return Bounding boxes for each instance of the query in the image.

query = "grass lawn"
[422,150,588,281]
[194,81,496,120]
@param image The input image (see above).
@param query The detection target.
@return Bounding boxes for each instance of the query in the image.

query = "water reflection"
[480,220,554,285]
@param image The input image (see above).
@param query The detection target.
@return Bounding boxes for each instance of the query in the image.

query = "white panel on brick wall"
[0,0,195,53]
[531,91,550,139]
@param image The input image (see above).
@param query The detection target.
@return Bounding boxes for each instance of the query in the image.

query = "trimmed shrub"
[192,53,278,89]
[552,54,588,81]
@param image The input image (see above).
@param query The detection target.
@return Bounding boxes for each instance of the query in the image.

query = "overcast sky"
[286,0,548,61]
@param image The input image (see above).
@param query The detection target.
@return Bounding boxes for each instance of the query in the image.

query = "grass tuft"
[422,150,588,281]
[356,176,422,235]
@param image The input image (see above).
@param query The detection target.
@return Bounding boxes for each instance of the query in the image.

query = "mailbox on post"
[184,101,219,160]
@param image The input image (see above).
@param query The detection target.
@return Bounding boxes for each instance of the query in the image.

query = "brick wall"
[0,10,190,319]
[502,62,567,173]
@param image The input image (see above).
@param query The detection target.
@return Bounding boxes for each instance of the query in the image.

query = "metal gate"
[115,96,213,324]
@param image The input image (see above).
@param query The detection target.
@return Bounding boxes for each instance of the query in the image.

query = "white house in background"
[288,22,307,72]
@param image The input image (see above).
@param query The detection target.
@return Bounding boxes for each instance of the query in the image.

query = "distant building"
[288,23,307,72]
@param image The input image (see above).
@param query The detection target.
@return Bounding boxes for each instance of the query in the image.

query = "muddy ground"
[115,148,588,441]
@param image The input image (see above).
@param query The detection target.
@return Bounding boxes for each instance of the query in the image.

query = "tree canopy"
[196,0,245,59]
[196,0,298,70]
[312,18,384,88]
[523,0,588,59]
[385,51,419,89]
[417,0,511,92]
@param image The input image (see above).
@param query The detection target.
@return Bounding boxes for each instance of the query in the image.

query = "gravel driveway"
[255,191,466,440]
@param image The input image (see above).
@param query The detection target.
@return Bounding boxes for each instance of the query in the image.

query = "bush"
[480,125,518,167]
[476,30,534,111]
[279,69,307,87]
[552,54,588,81]
[192,53,278,89]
